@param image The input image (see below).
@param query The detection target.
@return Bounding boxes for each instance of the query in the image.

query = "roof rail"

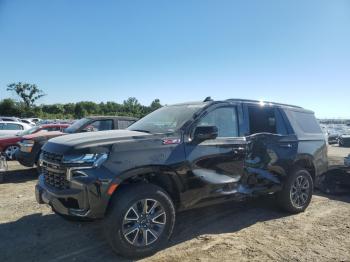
[225,98,303,109]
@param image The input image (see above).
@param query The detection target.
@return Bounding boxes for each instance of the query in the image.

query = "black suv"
[16,116,137,167]
[35,99,328,258]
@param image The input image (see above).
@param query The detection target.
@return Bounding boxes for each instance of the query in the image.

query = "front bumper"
[16,150,37,167]
[36,165,118,219]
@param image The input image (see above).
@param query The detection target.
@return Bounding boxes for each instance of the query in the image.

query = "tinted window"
[290,111,322,134]
[84,120,113,132]
[118,120,134,129]
[248,106,277,134]
[197,107,238,137]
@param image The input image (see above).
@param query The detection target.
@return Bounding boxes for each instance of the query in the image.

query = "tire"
[277,168,313,213]
[104,183,176,259]
[4,145,19,160]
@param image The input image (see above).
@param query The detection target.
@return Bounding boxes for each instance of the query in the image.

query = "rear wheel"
[277,168,313,213]
[104,183,175,259]
[4,145,19,160]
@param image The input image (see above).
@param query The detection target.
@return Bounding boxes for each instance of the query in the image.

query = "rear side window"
[248,105,288,135]
[289,111,321,134]
[1,123,23,130]
[118,120,135,129]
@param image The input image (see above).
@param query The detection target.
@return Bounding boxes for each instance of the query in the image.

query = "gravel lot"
[0,145,350,262]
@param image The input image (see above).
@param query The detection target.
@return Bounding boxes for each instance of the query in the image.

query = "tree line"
[1,82,162,119]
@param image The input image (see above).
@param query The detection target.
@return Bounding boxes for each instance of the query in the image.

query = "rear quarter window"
[288,110,322,134]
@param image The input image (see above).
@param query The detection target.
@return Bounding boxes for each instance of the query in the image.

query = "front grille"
[41,159,69,190]
[43,169,69,190]
[42,150,63,163]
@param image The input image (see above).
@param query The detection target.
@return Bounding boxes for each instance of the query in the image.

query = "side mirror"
[193,126,218,141]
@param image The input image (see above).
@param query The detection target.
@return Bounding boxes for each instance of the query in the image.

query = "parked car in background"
[0,121,32,137]
[16,116,137,167]
[20,119,36,126]
[24,118,41,124]
[35,98,327,258]
[339,134,350,147]
[0,124,69,160]
[0,116,21,122]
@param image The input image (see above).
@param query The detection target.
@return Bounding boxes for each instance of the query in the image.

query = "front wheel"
[277,168,313,213]
[104,183,176,259]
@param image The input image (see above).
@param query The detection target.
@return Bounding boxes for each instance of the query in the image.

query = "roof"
[86,116,138,121]
[169,98,308,111]
[225,99,304,109]
[40,123,70,128]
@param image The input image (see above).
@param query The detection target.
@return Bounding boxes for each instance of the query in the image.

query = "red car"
[0,124,69,160]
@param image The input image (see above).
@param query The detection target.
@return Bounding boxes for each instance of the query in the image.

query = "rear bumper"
[35,166,118,219]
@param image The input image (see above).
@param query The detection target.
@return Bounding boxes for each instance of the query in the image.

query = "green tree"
[123,97,142,116]
[0,98,21,116]
[63,103,75,115]
[7,82,45,107]
[150,99,162,111]
[74,103,87,118]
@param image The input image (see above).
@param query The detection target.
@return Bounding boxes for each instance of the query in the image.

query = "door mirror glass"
[193,126,218,141]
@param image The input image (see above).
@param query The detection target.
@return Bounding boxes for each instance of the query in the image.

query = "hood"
[23,130,64,140]
[47,130,152,149]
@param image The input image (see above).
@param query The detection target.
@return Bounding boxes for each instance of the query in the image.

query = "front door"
[183,105,247,206]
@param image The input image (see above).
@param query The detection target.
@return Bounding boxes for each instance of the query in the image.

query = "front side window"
[84,120,113,132]
[197,107,239,137]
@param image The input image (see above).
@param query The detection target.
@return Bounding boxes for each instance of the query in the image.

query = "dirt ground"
[1,145,350,262]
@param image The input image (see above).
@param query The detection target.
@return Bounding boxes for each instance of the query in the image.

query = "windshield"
[64,118,90,133]
[17,126,40,136]
[128,104,205,134]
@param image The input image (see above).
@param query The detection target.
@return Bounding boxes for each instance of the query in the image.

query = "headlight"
[19,140,34,153]
[62,153,108,167]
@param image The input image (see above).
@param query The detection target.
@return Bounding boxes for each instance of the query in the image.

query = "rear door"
[245,105,298,180]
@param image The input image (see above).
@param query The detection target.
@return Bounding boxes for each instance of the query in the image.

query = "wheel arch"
[109,165,184,210]
[293,155,316,182]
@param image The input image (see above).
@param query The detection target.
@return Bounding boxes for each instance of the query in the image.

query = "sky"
[0,0,349,118]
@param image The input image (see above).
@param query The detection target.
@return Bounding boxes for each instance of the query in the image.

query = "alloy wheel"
[122,198,166,247]
[290,175,310,208]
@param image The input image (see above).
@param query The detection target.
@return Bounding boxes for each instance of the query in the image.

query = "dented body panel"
[35,99,327,218]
